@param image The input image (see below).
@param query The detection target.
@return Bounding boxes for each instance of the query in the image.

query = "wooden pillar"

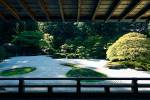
[132,79,138,94]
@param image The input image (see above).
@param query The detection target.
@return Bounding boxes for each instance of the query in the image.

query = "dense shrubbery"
[57,35,105,58]
[0,46,7,61]
[38,22,149,59]
[0,21,149,59]
[12,31,43,55]
[122,61,150,71]
[40,33,54,54]
[107,32,150,70]
[12,31,54,55]
[107,32,150,62]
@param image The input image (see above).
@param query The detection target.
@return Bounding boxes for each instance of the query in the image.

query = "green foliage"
[107,32,150,63]
[12,31,55,55]
[13,31,43,47]
[107,61,150,71]
[39,33,54,54]
[66,68,107,78]
[107,61,127,69]
[0,46,7,60]
[122,61,150,71]
[61,44,73,54]
[0,67,36,76]
[84,35,106,58]
[37,22,149,58]
[0,21,149,58]
[60,44,75,58]
[76,46,89,58]
[58,35,105,58]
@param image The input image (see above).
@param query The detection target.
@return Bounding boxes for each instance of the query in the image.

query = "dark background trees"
[0,20,149,59]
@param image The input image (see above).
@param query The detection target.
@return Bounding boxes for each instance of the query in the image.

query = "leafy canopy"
[12,31,43,48]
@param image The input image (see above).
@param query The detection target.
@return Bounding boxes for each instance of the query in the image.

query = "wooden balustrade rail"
[0,78,150,94]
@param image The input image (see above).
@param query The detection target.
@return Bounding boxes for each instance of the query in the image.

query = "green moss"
[0,67,36,76]
[63,63,107,82]
[61,63,78,68]
[66,68,107,82]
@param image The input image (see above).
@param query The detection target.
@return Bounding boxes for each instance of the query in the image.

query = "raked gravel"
[0,55,150,93]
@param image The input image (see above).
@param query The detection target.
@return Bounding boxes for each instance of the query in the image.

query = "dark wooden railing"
[0,78,150,95]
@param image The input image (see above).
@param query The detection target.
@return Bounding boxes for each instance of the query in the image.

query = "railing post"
[105,86,110,94]
[48,86,53,94]
[19,79,24,94]
[132,79,138,94]
[77,79,81,94]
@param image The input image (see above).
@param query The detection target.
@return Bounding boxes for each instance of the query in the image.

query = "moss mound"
[61,63,78,68]
[66,68,107,78]
[0,67,36,76]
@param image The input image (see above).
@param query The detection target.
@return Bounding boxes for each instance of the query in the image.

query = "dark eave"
[0,0,149,22]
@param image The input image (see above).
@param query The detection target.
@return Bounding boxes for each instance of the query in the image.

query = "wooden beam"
[120,0,141,21]
[19,0,36,21]
[0,0,20,20]
[77,0,81,22]
[135,3,150,21]
[92,0,101,21]
[105,0,121,22]
[39,0,50,20]
[58,0,65,22]
[0,13,7,22]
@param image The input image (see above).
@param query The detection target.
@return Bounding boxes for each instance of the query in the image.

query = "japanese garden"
[0,21,150,78]
[0,0,150,95]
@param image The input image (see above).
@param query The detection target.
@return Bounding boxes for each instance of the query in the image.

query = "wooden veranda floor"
[0,93,150,100]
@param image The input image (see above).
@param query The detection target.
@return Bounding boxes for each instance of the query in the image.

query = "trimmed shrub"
[106,32,150,63]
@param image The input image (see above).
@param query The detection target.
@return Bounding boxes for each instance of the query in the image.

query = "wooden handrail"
[18,79,24,94]
[0,78,150,94]
[0,77,150,80]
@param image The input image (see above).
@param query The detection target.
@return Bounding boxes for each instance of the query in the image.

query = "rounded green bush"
[106,32,150,63]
